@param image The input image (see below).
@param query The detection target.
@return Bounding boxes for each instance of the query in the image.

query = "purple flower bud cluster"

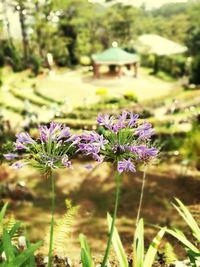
[78,131,107,163]
[80,111,158,173]
[5,112,158,175]
[39,122,71,143]
[5,122,77,173]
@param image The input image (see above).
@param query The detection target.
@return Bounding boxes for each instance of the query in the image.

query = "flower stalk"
[101,172,122,267]
[48,172,55,267]
[135,165,147,226]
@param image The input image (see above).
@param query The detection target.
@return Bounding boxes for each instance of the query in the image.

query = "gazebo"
[92,47,139,78]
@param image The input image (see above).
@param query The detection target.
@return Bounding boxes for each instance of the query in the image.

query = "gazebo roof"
[136,34,187,56]
[92,47,139,65]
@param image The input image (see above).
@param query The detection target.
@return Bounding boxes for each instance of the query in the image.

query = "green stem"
[101,172,121,267]
[135,166,147,227]
[48,173,55,267]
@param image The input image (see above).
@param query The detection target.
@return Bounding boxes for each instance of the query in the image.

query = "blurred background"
[0,0,200,262]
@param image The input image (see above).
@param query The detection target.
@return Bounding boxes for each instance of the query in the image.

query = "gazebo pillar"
[133,62,138,78]
[93,63,100,78]
[117,65,123,77]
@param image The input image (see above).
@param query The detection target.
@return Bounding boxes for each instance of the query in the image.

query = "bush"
[96,88,108,96]
[5,44,24,72]
[189,55,200,85]
[80,56,91,66]
[123,90,138,102]
[141,54,187,78]
[30,55,42,76]
[0,69,2,87]
[181,121,200,169]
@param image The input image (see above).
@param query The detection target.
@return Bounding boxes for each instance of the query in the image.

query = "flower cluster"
[4,122,78,174]
[79,111,158,173]
[4,112,158,174]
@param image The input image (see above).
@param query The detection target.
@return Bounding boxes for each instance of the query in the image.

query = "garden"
[1,0,200,266]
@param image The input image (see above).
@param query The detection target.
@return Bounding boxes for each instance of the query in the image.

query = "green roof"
[92,47,139,65]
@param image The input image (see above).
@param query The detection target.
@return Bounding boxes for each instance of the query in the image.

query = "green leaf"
[1,241,42,267]
[107,213,128,267]
[22,238,36,267]
[0,203,8,225]
[81,248,92,267]
[187,250,198,267]
[143,227,166,267]
[8,222,21,238]
[2,230,15,263]
[166,228,199,253]
[173,198,200,242]
[79,234,93,267]
[133,219,144,267]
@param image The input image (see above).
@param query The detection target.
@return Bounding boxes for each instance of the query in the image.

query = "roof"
[92,47,139,65]
[136,34,187,56]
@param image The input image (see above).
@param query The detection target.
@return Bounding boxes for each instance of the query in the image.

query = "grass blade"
[107,213,128,267]
[133,219,144,267]
[0,203,8,224]
[166,228,199,253]
[174,198,200,242]
[143,227,166,267]
[3,230,15,263]
[1,241,42,267]
[79,234,94,267]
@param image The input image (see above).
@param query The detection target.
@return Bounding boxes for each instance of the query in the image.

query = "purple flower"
[112,120,126,134]
[16,132,36,145]
[57,127,70,140]
[39,125,48,142]
[128,113,139,127]
[39,123,72,143]
[12,161,29,169]
[79,143,100,155]
[49,122,62,139]
[92,133,108,149]
[3,153,18,160]
[93,153,104,163]
[135,122,155,140]
[97,114,113,129]
[129,145,158,161]
[118,111,128,122]
[79,132,108,149]
[15,141,28,150]
[117,158,136,173]
[62,155,72,168]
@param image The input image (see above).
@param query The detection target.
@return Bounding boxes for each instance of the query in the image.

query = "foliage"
[107,214,166,267]
[181,121,200,170]
[10,88,50,107]
[123,90,138,102]
[163,242,177,264]
[96,88,108,97]
[0,203,42,267]
[29,55,42,76]
[0,0,198,71]
[167,198,200,265]
[33,88,63,105]
[141,55,186,79]
[53,199,79,256]
[79,234,94,267]
[189,55,200,85]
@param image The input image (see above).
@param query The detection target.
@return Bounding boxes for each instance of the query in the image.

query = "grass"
[10,88,50,107]
[155,71,176,82]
